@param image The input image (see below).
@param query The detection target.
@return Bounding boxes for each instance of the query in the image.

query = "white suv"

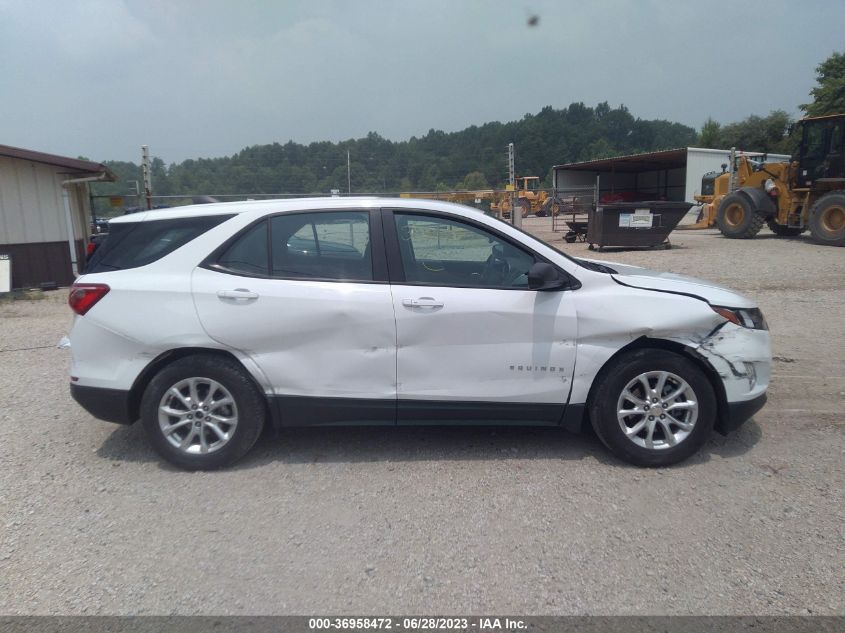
[68,198,770,469]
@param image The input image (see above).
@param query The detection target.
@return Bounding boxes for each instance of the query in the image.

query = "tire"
[140,355,266,470]
[715,192,765,239]
[808,191,845,246]
[766,220,805,237]
[536,199,551,217]
[588,349,716,467]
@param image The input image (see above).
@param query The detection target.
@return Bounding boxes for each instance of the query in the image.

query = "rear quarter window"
[85,215,233,273]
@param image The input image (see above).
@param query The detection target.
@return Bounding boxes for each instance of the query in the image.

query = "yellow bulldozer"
[689,113,845,246]
[493,176,554,217]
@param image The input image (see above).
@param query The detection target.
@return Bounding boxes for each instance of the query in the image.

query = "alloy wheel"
[158,377,238,455]
[616,371,698,450]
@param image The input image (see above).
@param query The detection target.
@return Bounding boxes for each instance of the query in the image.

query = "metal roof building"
[553,147,791,203]
[0,144,115,289]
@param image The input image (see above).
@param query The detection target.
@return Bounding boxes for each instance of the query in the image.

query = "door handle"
[402,297,443,308]
[217,288,259,300]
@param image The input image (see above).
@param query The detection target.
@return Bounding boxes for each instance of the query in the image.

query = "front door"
[384,210,578,424]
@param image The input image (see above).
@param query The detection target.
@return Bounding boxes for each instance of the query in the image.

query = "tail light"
[86,242,98,256]
[68,283,110,316]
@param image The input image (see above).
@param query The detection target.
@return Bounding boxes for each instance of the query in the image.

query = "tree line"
[91,50,844,210]
[93,102,697,207]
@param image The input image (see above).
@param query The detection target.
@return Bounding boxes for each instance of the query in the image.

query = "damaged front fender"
[569,281,771,428]
[695,322,771,403]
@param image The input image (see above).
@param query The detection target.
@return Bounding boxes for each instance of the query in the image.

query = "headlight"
[711,306,768,330]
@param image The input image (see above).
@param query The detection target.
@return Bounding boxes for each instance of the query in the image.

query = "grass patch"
[0,289,47,303]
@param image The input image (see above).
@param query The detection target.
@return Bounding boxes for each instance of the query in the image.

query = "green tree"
[459,171,489,190]
[581,138,616,161]
[707,111,793,153]
[91,102,700,202]
[802,51,845,117]
[698,118,722,148]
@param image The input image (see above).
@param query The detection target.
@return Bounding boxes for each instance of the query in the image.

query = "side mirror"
[528,262,567,291]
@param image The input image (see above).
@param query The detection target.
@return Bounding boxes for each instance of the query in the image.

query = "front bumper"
[718,392,767,435]
[70,383,134,425]
[692,322,770,435]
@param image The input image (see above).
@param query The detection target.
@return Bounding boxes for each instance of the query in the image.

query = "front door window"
[394,213,535,288]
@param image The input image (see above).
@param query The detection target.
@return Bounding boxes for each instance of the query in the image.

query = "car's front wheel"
[140,355,266,470]
[588,349,716,467]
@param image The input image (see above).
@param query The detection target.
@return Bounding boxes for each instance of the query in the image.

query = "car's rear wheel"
[588,349,716,467]
[140,355,266,470]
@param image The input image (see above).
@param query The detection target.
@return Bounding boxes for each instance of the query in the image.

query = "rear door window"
[215,220,269,275]
[86,215,233,273]
[209,211,373,281]
[270,211,372,281]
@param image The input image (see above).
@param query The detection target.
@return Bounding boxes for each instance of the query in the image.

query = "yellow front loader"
[686,114,845,245]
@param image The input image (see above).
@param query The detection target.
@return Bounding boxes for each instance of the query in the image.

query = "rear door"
[383,209,578,424]
[192,209,397,425]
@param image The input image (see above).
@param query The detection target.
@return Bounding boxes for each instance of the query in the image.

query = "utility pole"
[347,150,351,195]
[508,143,521,228]
[141,145,153,210]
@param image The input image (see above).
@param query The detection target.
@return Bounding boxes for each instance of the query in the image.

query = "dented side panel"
[191,267,397,399]
[69,269,230,391]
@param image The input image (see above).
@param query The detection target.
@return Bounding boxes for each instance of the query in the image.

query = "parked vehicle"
[68,198,770,470]
[493,176,553,217]
[90,217,110,234]
[84,233,110,267]
[688,113,845,245]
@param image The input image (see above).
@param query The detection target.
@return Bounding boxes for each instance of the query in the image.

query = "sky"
[1,0,843,164]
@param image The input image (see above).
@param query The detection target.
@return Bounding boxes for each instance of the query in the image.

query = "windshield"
[498,217,612,272]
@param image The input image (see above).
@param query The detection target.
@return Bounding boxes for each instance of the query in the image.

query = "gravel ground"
[0,223,843,615]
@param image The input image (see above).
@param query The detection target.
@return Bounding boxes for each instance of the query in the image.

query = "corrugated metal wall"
[554,148,794,203]
[0,156,92,287]
[1,241,84,287]
[554,166,687,201]
[0,157,69,243]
